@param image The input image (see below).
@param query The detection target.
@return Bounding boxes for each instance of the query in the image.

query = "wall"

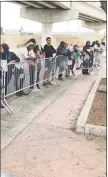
[1,35,41,48]
[56,35,103,46]
[1,33,103,49]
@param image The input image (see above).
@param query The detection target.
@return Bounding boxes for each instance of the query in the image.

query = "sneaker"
[47,82,53,85]
[36,84,40,89]
[42,82,48,86]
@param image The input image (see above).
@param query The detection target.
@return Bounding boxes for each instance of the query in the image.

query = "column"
[41,23,53,47]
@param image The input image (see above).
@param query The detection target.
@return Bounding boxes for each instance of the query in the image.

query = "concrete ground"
[1,62,106,177]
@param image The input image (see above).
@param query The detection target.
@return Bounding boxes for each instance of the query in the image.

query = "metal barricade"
[1,55,70,114]
[54,55,68,78]
[0,65,13,114]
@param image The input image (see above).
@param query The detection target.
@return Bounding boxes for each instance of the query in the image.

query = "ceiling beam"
[24,2,43,8]
[37,1,56,8]
[52,2,70,9]
[10,1,28,7]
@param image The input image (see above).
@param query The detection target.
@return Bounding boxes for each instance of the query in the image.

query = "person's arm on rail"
[8,52,20,64]
[51,46,56,54]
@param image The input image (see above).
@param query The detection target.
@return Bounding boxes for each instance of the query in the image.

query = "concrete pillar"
[52,36,57,48]
[41,23,53,47]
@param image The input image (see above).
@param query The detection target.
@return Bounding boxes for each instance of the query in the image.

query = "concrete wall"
[1,35,41,48]
[1,34,103,49]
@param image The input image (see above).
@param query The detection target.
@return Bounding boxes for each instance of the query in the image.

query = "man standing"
[44,37,56,58]
[43,37,56,85]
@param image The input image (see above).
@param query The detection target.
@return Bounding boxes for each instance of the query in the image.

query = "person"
[69,44,73,52]
[56,41,70,80]
[35,49,45,89]
[94,40,101,67]
[27,38,44,55]
[91,41,96,47]
[64,43,73,77]
[100,42,106,53]
[0,43,23,107]
[43,37,56,85]
[82,41,93,75]
[26,38,45,89]
[73,45,82,70]
[44,37,56,58]
[91,41,98,67]
[25,42,37,88]
[95,40,100,47]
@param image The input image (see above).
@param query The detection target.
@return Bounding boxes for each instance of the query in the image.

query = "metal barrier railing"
[0,55,70,114]
[1,51,102,115]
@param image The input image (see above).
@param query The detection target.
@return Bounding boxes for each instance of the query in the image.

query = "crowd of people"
[0,37,106,108]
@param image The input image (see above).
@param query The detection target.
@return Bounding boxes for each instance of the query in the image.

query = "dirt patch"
[87,78,106,127]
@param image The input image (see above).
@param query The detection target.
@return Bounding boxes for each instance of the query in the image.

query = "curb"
[75,67,106,136]
[85,124,106,137]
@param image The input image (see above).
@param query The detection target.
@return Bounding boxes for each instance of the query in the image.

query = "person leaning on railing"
[0,44,24,95]
[27,38,45,56]
[35,49,45,89]
[82,41,93,75]
[73,45,82,70]
[0,43,23,107]
[56,41,71,80]
[25,42,37,89]
[43,37,56,86]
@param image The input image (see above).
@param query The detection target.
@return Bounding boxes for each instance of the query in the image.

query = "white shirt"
[100,44,105,52]
[24,49,36,65]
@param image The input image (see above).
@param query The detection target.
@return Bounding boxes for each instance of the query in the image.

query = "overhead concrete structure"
[100,1,107,13]
[5,0,106,45]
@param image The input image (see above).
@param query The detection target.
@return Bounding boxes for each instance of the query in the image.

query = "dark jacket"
[83,45,91,56]
[56,46,71,56]
[44,44,56,58]
[33,45,44,54]
[1,51,20,63]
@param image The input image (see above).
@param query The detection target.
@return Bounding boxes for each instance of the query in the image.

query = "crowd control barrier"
[1,51,103,115]
[0,55,70,114]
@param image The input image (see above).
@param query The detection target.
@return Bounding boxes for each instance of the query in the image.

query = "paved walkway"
[1,66,106,177]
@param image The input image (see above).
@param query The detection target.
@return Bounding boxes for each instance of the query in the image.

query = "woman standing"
[25,42,37,88]
[0,43,24,97]
[73,45,81,70]
[82,41,93,75]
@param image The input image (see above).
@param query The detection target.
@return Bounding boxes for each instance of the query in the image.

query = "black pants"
[72,59,75,71]
[29,66,35,86]
[5,66,13,96]
[14,67,24,91]
[36,70,40,84]
[82,59,89,75]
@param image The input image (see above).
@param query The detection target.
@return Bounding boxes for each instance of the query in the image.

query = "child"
[35,50,45,89]
[25,42,37,88]
[73,45,81,70]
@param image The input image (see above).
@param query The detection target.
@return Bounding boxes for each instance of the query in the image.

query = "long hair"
[60,41,65,47]
[92,41,96,47]
[1,43,9,53]
[26,38,36,45]
[86,41,90,46]
[102,42,105,46]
